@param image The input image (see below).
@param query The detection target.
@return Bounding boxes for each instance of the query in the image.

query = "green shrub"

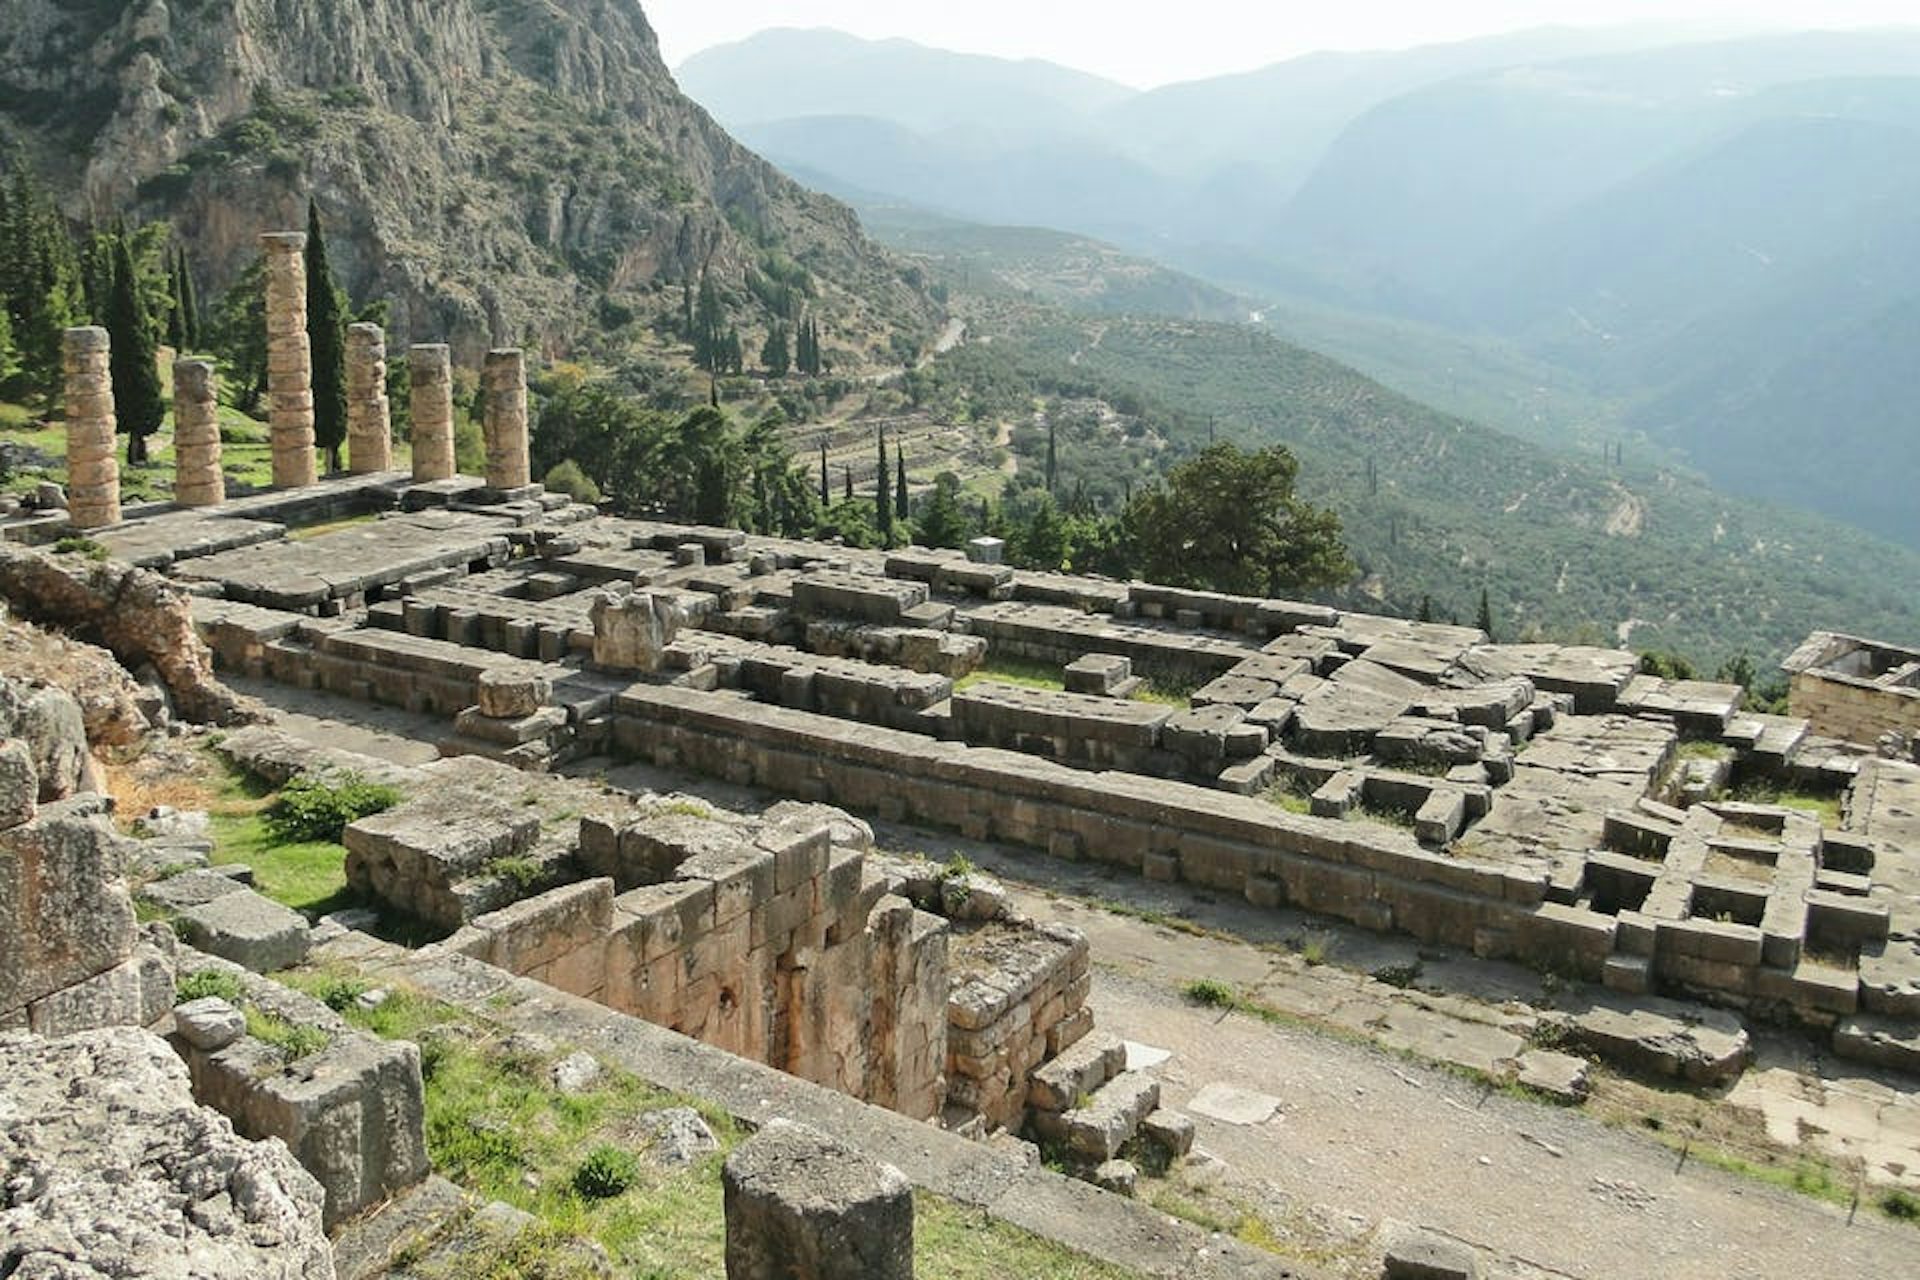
[1882,1188,1920,1222]
[571,1144,639,1199]
[483,855,542,891]
[265,772,400,843]
[175,969,244,1005]
[52,535,109,561]
[1183,978,1235,1008]
[543,459,601,504]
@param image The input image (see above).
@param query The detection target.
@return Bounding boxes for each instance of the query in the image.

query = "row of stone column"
[59,232,534,530]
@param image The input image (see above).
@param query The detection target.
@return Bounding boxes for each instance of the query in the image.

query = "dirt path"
[1088,971,1911,1280]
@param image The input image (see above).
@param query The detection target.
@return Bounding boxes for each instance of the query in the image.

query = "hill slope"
[0,0,936,361]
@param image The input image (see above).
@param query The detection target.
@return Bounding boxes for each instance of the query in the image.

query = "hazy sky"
[647,1,1918,88]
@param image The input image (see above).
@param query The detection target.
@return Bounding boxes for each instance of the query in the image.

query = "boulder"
[1381,1224,1479,1280]
[0,1027,333,1279]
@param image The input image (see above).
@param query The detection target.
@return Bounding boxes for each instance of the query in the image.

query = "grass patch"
[1678,740,1734,761]
[1183,978,1236,1008]
[1881,1188,1920,1222]
[954,655,1067,694]
[313,980,1148,1274]
[1132,678,1194,707]
[175,969,244,1004]
[244,1006,332,1062]
[1262,780,1313,816]
[1730,779,1843,827]
[1091,897,1217,940]
[288,512,381,541]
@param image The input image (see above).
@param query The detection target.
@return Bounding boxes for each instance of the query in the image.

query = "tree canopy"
[1129,443,1352,596]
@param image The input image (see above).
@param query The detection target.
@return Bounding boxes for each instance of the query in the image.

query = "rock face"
[0,544,259,725]
[0,1028,334,1280]
[0,0,937,362]
[0,673,94,802]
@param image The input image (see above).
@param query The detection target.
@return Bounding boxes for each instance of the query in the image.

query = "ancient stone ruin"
[5,229,1920,1278]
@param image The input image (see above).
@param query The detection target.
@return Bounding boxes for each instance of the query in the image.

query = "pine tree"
[875,429,893,542]
[305,199,348,472]
[106,233,164,465]
[895,443,909,520]
[914,473,970,549]
[1476,586,1495,641]
[0,305,17,385]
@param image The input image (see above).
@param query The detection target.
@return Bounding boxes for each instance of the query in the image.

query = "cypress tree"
[177,247,200,349]
[875,430,893,542]
[166,249,188,350]
[1045,416,1057,492]
[818,439,829,507]
[106,233,163,465]
[305,199,348,472]
[1417,594,1433,624]
[1476,586,1495,641]
[842,465,852,502]
[895,443,908,520]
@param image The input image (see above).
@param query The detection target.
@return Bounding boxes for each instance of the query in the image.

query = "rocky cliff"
[0,0,937,362]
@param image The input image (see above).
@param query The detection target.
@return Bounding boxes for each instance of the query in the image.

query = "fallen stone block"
[1558,997,1749,1085]
[177,888,312,973]
[1140,1107,1197,1157]
[1093,1157,1139,1196]
[174,995,247,1051]
[1060,1070,1161,1162]
[723,1118,913,1280]
[1027,1030,1127,1112]
[1381,1223,1479,1280]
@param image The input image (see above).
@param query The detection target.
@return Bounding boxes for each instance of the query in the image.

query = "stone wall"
[946,921,1092,1132]
[442,804,950,1119]
[610,683,1607,979]
[1,674,174,1035]
[1789,671,1920,750]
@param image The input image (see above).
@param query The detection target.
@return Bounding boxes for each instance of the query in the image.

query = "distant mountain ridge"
[678,25,1920,549]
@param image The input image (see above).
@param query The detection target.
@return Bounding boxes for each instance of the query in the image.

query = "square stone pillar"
[408,344,456,482]
[62,327,120,530]
[723,1120,913,1280]
[171,358,224,507]
[481,348,530,490]
[260,232,316,489]
[345,322,392,474]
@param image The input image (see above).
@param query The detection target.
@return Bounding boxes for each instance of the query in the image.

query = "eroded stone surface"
[0,1027,333,1279]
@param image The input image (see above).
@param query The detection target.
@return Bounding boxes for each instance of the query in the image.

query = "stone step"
[1033,1070,1161,1163]
[1025,1030,1126,1113]
[331,1175,470,1280]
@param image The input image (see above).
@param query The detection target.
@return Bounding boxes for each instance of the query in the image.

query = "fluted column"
[408,343,455,482]
[345,322,392,474]
[260,231,316,489]
[481,348,530,490]
[171,357,224,507]
[62,327,120,530]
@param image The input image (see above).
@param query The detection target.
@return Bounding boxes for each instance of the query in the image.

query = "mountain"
[859,209,1253,323]
[0,0,937,362]
[676,28,1132,138]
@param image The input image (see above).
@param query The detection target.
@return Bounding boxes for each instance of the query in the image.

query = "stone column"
[481,348,530,491]
[61,327,120,530]
[171,358,224,507]
[408,344,455,482]
[260,232,316,489]
[345,322,392,474]
[722,1120,913,1280]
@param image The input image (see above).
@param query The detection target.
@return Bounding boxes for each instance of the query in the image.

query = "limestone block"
[0,677,92,802]
[1059,1070,1160,1162]
[174,995,247,1050]
[0,1028,333,1279]
[26,936,173,1035]
[178,888,312,973]
[476,666,552,718]
[0,799,138,1019]
[591,589,685,673]
[1382,1224,1480,1280]
[0,738,34,830]
[140,866,251,911]
[723,1119,913,1280]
